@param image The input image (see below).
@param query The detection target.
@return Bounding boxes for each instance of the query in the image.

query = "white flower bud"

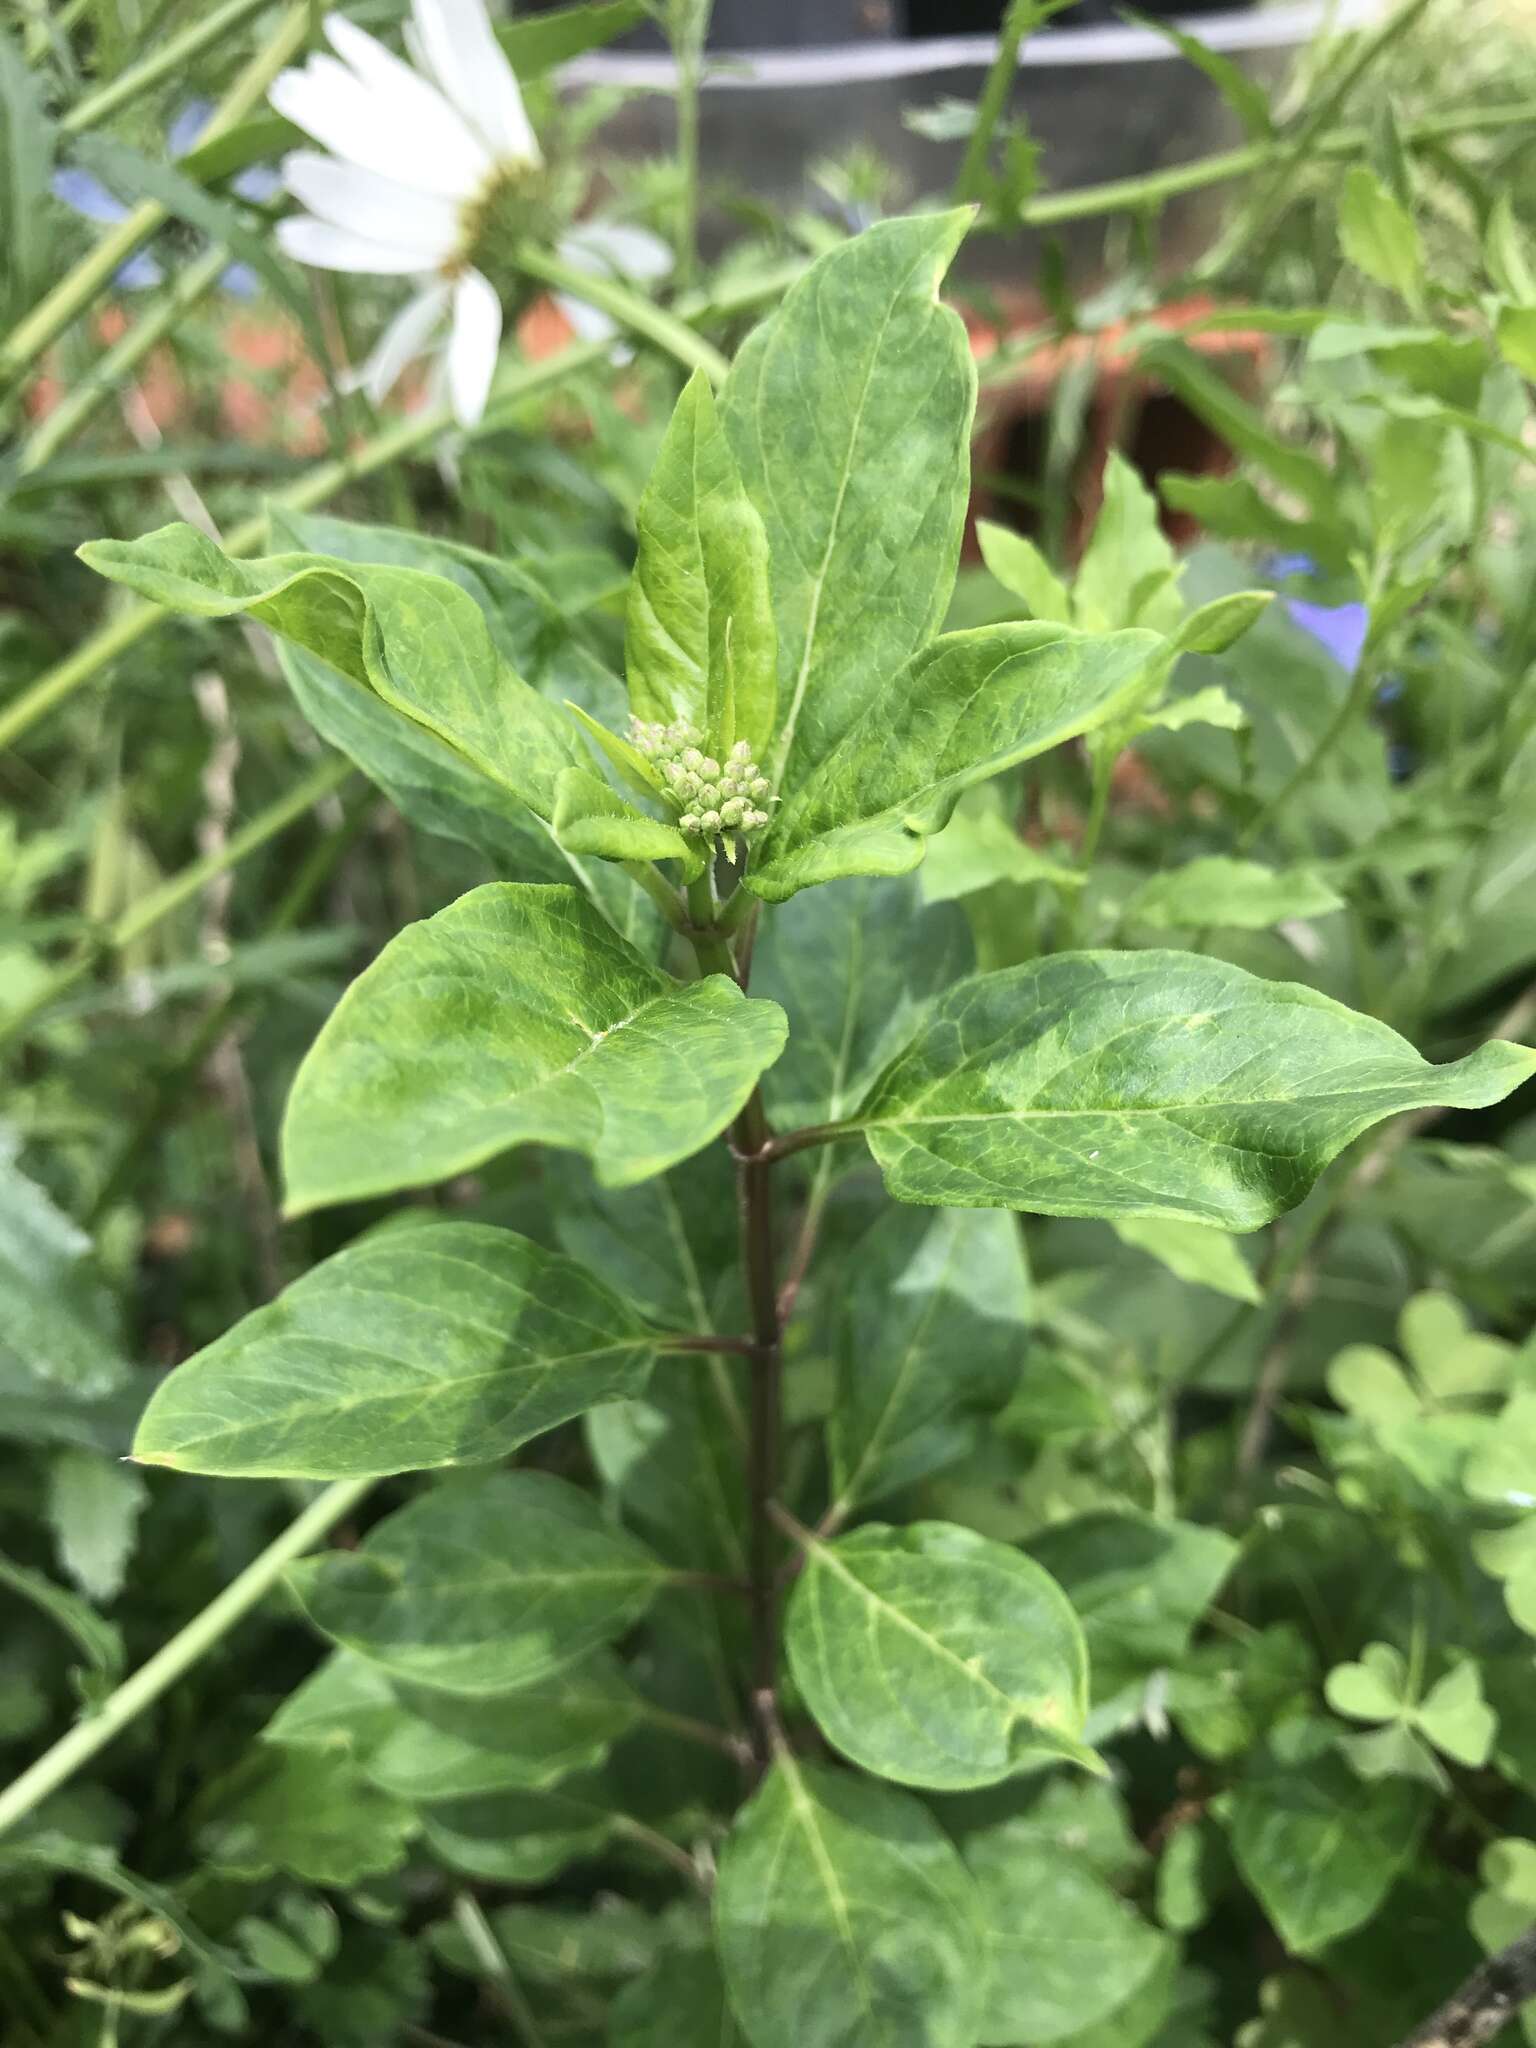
[745,807,769,829]
[720,797,746,826]
[679,812,701,835]
[699,809,721,834]
[698,783,720,807]
[730,739,753,763]
[675,769,700,798]
[749,777,769,798]
[699,757,720,780]
[717,776,738,799]
[681,747,703,771]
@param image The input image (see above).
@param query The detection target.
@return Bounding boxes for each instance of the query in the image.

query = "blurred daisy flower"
[52,101,281,296]
[270,0,671,426]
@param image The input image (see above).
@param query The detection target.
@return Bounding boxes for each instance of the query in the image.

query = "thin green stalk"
[452,1896,548,2048]
[515,242,730,385]
[0,340,608,753]
[0,753,353,1049]
[0,1477,372,1842]
[665,0,712,292]
[0,4,310,394]
[953,0,1051,206]
[59,0,278,137]
[18,242,232,474]
[1237,656,1378,853]
[1017,96,1536,231]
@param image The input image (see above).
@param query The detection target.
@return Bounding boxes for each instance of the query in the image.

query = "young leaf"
[628,369,777,754]
[130,1222,658,1480]
[1126,858,1344,932]
[721,210,977,790]
[553,764,701,872]
[45,1451,145,1603]
[78,525,587,823]
[752,873,971,1130]
[967,1806,1167,2043]
[714,1755,986,2048]
[1112,1215,1261,1305]
[0,1132,130,1402]
[1074,453,1184,636]
[286,1470,673,1695]
[828,1207,1029,1513]
[785,1521,1094,1788]
[747,624,1159,902]
[1171,590,1274,656]
[850,951,1536,1227]
[280,883,787,1213]
[976,518,1073,624]
[1339,164,1426,305]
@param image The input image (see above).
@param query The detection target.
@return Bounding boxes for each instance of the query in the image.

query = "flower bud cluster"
[628,718,774,842]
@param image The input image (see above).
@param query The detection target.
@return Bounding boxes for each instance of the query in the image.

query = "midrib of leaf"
[777,1754,880,2028]
[759,267,907,788]
[806,1541,1020,1721]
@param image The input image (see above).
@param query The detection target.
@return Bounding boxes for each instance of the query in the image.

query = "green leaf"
[1496,304,1536,381]
[198,1745,415,1887]
[0,1130,129,1401]
[1325,1644,1408,1725]
[0,1555,122,1680]
[786,1521,1094,1788]
[828,1207,1029,1513]
[1339,164,1425,304]
[967,1804,1167,2043]
[419,1771,636,1884]
[1028,1511,1237,1711]
[286,1471,672,1695]
[1127,859,1344,932]
[78,525,586,824]
[433,1898,662,1986]
[850,951,1536,1227]
[747,623,1159,902]
[611,1950,742,2047]
[130,1222,657,1480]
[262,1651,403,1764]
[45,1451,145,1603]
[0,30,55,330]
[714,1754,986,2048]
[280,883,786,1214]
[1126,10,1271,139]
[588,1362,747,1577]
[1171,590,1275,656]
[499,0,647,72]
[1225,1737,1429,1953]
[1415,1662,1496,1768]
[1111,1216,1261,1305]
[722,210,977,791]
[628,369,776,754]
[553,764,699,870]
[976,518,1072,623]
[918,784,1082,904]
[1139,682,1247,736]
[368,1655,640,1801]
[1074,453,1184,635]
[753,873,971,1130]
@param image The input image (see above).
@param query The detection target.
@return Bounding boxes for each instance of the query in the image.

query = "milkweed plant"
[4,2,1536,2046]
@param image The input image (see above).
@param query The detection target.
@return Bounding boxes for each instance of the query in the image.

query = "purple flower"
[52,102,278,298]
[1283,597,1369,675]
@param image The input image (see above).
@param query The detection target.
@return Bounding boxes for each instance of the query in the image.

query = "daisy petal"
[282,152,460,262]
[559,220,673,281]
[551,290,619,346]
[271,55,482,202]
[353,280,452,404]
[410,0,541,166]
[277,214,443,274]
[446,268,502,426]
[323,12,493,194]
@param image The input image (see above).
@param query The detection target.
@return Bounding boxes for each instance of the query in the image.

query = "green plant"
[11,204,1526,2046]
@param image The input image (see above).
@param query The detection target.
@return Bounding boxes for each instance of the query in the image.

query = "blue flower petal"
[53,165,129,224]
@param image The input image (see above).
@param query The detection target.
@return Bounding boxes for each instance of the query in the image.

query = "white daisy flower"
[271,0,672,426]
